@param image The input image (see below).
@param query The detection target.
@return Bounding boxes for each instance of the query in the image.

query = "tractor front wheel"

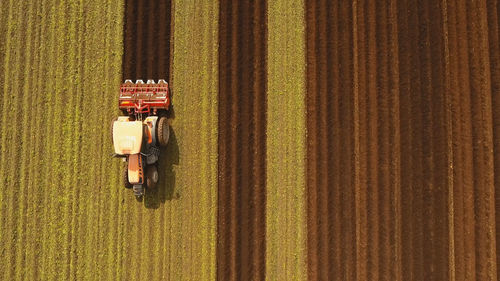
[157,117,169,147]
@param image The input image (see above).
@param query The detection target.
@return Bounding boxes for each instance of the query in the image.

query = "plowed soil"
[122,0,171,79]
[306,0,500,280]
[217,1,267,280]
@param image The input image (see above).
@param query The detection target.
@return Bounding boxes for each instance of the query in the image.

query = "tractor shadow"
[144,125,180,208]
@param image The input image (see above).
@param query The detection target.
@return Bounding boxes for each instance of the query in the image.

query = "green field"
[0,0,124,279]
[266,0,307,280]
[0,0,219,280]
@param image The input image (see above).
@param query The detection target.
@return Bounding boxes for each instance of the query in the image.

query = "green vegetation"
[168,1,219,279]
[266,0,307,280]
[0,0,220,279]
[0,0,122,279]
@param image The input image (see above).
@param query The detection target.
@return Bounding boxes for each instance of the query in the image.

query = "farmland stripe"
[121,0,218,279]
[14,1,36,279]
[487,0,500,275]
[59,2,78,279]
[29,1,52,278]
[38,0,60,279]
[2,1,26,279]
[0,4,16,271]
[24,0,45,279]
[171,1,219,279]
[305,0,499,279]
[266,0,307,280]
[0,0,10,116]
[45,0,69,278]
[217,1,267,280]
[67,0,85,279]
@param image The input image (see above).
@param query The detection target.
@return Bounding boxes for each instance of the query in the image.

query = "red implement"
[119,79,170,114]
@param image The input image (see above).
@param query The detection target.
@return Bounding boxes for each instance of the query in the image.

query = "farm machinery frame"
[111,79,171,197]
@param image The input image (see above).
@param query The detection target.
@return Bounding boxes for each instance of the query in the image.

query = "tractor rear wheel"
[123,165,132,189]
[146,165,159,189]
[157,117,169,147]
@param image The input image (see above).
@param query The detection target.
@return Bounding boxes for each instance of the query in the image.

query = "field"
[0,0,499,280]
[0,0,218,280]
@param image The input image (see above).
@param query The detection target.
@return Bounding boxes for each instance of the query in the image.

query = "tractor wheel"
[110,117,118,143]
[156,117,169,147]
[123,165,132,189]
[146,165,159,189]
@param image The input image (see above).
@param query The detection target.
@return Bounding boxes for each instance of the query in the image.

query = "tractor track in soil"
[306,0,500,280]
[217,1,267,280]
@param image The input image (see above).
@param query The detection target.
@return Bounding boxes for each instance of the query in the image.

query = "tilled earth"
[0,0,499,280]
[306,0,500,280]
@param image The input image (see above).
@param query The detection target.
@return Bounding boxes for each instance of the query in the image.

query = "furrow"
[217,1,267,280]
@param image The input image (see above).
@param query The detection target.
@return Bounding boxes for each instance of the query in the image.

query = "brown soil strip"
[217,1,267,280]
[487,0,500,275]
[306,0,499,280]
[122,0,171,80]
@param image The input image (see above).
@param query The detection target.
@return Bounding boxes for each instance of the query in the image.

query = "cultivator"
[119,79,171,119]
[112,79,171,197]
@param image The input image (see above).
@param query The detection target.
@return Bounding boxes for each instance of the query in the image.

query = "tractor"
[111,79,171,197]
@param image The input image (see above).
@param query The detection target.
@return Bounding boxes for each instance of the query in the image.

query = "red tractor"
[111,79,171,197]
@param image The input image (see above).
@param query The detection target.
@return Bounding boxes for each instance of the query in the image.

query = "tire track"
[218,1,267,280]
